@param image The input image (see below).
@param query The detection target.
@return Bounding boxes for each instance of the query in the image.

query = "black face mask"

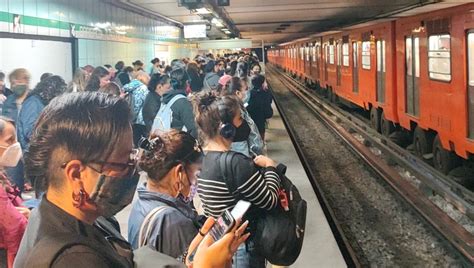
[233,120,251,142]
[217,70,225,76]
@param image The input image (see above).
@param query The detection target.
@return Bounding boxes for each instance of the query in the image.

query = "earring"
[72,189,86,208]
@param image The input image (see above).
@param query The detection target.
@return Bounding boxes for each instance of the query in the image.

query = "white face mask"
[0,142,22,167]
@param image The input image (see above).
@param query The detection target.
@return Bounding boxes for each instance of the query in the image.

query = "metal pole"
[262,40,265,67]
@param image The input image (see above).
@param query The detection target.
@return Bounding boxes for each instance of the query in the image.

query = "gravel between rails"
[268,75,466,267]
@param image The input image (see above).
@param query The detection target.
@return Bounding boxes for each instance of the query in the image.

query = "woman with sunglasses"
[0,116,29,268]
[14,92,248,268]
[128,130,204,260]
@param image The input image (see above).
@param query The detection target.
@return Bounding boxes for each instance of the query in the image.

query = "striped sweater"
[197,151,281,218]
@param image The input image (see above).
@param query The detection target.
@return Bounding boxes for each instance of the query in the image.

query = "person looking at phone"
[128,129,204,260]
[13,92,249,268]
[191,92,281,267]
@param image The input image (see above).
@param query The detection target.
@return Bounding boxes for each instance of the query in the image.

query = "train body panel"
[396,3,474,158]
[268,3,474,160]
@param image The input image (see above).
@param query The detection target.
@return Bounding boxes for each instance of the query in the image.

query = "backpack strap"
[219,151,245,200]
[24,234,107,268]
[138,206,170,248]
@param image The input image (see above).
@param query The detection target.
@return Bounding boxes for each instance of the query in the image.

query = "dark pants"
[132,124,148,147]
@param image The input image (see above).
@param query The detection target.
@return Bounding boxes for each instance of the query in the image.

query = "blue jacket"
[123,80,148,126]
[17,95,44,150]
[128,184,199,259]
[2,94,20,122]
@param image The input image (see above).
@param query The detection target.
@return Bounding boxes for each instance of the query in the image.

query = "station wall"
[0,0,193,82]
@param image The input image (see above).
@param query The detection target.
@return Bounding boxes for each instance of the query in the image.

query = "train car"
[395,3,474,172]
[340,21,398,135]
[311,37,323,88]
[321,32,342,99]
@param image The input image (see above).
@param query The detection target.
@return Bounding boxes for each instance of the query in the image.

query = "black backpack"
[219,152,307,266]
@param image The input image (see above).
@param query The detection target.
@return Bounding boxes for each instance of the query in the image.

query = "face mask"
[217,70,225,76]
[180,182,198,204]
[0,142,22,167]
[233,120,251,142]
[243,90,251,104]
[12,85,27,97]
[87,169,139,218]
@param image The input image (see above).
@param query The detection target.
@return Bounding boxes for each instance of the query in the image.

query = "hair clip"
[138,136,163,152]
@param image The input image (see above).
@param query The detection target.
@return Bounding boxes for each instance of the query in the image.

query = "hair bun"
[199,93,217,112]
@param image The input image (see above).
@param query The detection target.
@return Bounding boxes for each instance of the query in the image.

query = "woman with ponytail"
[191,92,281,268]
[151,68,197,138]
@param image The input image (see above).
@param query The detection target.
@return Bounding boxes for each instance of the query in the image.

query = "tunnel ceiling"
[122,0,472,45]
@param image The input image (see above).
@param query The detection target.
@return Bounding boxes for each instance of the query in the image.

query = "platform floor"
[115,104,346,267]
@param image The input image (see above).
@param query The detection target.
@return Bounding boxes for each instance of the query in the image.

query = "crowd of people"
[0,52,279,268]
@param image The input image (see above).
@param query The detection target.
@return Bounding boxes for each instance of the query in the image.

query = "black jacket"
[142,91,161,132]
[161,89,198,138]
[247,88,273,133]
[187,69,203,92]
[14,198,132,268]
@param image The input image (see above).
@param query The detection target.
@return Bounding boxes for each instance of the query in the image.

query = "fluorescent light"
[211,18,224,27]
[193,8,212,14]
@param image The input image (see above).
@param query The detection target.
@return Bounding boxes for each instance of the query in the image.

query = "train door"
[352,42,359,93]
[405,36,420,116]
[468,32,474,139]
[324,44,329,81]
[315,44,320,80]
[337,42,342,86]
[376,40,386,103]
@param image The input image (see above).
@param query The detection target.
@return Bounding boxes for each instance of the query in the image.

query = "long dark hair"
[25,92,131,193]
[29,75,67,105]
[170,68,188,90]
[85,66,109,92]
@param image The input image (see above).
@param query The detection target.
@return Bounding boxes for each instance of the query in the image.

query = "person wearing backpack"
[151,68,197,138]
[191,92,281,268]
[13,92,250,268]
[123,71,149,146]
[127,130,204,260]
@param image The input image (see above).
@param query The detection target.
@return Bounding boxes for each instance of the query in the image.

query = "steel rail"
[266,64,474,264]
[278,67,474,220]
[267,71,362,268]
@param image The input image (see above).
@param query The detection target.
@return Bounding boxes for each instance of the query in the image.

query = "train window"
[428,34,451,81]
[362,41,371,70]
[342,43,350,67]
[469,33,474,86]
[406,38,412,76]
[312,45,317,62]
[376,40,386,72]
[306,46,310,61]
[329,44,335,64]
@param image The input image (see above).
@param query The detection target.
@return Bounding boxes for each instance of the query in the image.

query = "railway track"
[265,64,474,265]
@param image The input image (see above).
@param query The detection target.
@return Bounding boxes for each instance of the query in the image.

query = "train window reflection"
[329,44,335,64]
[342,43,350,67]
[428,34,451,81]
[468,33,474,86]
[362,41,371,70]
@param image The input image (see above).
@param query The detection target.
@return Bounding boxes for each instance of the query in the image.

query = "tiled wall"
[0,0,190,71]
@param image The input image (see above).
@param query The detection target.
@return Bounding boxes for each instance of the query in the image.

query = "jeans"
[232,240,265,268]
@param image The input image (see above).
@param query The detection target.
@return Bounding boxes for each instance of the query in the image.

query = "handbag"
[219,152,307,266]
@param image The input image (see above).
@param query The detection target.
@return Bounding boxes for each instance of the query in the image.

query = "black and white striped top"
[197,151,281,218]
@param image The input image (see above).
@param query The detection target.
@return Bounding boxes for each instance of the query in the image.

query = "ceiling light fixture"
[192,7,212,14]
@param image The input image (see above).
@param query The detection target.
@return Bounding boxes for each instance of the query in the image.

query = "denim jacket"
[128,184,199,259]
[231,107,263,156]
[17,95,44,151]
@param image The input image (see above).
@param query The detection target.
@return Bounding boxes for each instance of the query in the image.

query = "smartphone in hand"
[188,200,251,262]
